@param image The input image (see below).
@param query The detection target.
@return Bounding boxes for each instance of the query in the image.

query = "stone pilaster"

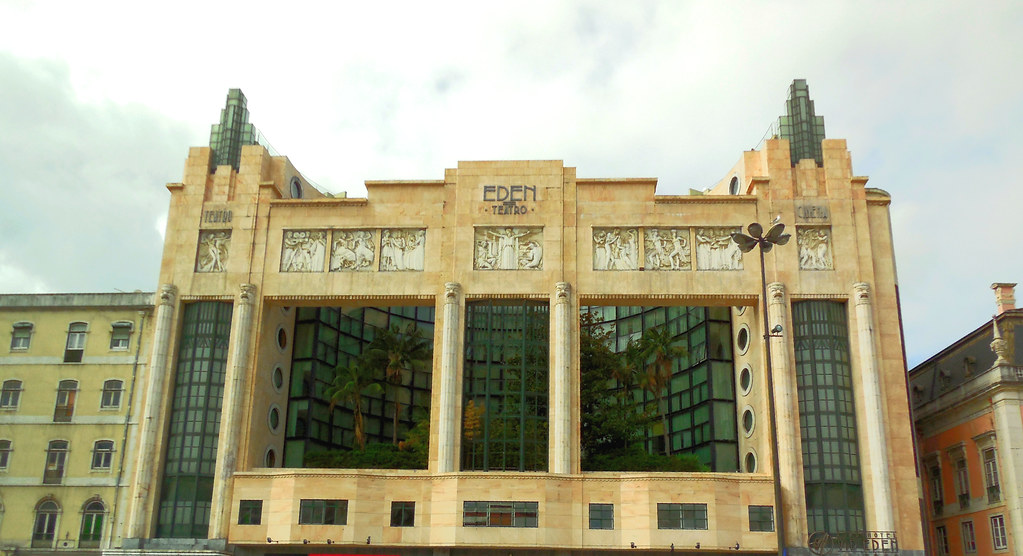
[127,284,177,539]
[209,283,257,539]
[436,282,462,473]
[767,282,807,547]
[992,391,1023,551]
[551,282,572,474]
[852,282,895,532]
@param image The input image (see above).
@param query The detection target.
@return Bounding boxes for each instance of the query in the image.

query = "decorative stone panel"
[196,230,231,273]
[281,230,327,272]
[473,227,543,270]
[695,227,743,270]
[592,227,639,270]
[797,226,833,270]
[643,228,691,270]
[330,230,376,272]
[379,229,426,271]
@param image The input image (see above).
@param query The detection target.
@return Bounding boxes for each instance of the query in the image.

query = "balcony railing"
[958,493,970,510]
[42,468,64,485]
[988,485,1001,504]
[52,405,73,422]
[932,499,943,516]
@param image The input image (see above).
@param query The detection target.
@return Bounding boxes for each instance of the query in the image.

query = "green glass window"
[656,503,707,530]
[390,501,415,527]
[589,503,614,530]
[79,501,105,547]
[462,301,549,472]
[299,499,347,525]
[238,500,263,525]
[156,301,232,538]
[283,306,434,465]
[792,300,864,533]
[748,505,774,532]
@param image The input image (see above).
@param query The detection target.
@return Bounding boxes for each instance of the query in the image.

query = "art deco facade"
[910,283,1022,555]
[0,292,153,554]
[89,84,926,556]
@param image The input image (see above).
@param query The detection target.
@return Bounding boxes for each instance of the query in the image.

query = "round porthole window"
[271,365,284,392]
[739,365,753,395]
[276,326,288,351]
[729,176,740,195]
[742,406,755,437]
[268,405,281,433]
[265,448,276,468]
[290,177,303,199]
[745,450,757,473]
[736,324,751,355]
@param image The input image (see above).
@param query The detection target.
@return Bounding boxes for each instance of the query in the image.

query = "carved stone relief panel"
[797,226,834,270]
[592,227,639,270]
[195,230,231,273]
[644,228,691,271]
[281,230,327,272]
[474,227,543,270]
[695,227,743,270]
[379,229,426,271]
[330,230,376,272]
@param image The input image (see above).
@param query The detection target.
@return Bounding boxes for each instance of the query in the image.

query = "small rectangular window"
[43,440,69,485]
[961,521,976,553]
[983,448,1000,503]
[10,322,32,351]
[1,380,22,409]
[298,499,347,525]
[0,439,11,469]
[101,380,123,409]
[390,501,415,527]
[110,322,132,350]
[748,505,774,532]
[53,380,77,422]
[657,503,708,530]
[238,500,263,525]
[955,459,970,509]
[935,525,949,555]
[64,322,87,362]
[91,440,114,469]
[462,501,538,528]
[588,503,613,530]
[990,515,1007,550]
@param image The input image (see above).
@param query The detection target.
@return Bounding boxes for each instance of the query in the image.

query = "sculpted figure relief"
[797,227,833,270]
[196,230,231,273]
[330,230,376,272]
[379,229,426,271]
[695,227,743,270]
[592,227,639,270]
[473,227,543,270]
[644,228,691,270]
[281,230,327,272]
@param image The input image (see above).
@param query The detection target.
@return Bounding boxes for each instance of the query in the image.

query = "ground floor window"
[463,501,538,528]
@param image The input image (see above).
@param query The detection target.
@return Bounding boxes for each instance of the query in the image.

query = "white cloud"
[0,1,1020,365]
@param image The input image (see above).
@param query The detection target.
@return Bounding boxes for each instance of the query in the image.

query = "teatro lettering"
[483,185,536,215]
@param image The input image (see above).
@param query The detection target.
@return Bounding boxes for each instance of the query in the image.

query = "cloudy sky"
[0,1,1020,366]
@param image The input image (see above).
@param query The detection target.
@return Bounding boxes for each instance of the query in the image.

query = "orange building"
[910,283,1021,555]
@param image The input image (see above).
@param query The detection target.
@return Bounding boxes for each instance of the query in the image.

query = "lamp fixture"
[326,539,333,545]
[696,542,701,549]
[367,536,372,544]
[630,542,636,548]
[302,539,309,545]
[734,542,741,550]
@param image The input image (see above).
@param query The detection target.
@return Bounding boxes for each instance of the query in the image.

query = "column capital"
[852,282,871,305]
[444,282,462,303]
[158,284,178,307]
[239,283,258,304]
[555,282,571,304]
[767,281,786,304]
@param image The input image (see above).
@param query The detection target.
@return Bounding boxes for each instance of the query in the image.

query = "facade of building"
[910,283,1022,555]
[0,292,153,555]
[97,84,923,556]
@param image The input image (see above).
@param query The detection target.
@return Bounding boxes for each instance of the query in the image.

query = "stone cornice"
[233,469,774,485]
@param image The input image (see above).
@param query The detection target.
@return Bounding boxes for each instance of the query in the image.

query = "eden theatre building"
[114,83,924,556]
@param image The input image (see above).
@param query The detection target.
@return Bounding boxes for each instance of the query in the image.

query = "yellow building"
[0,292,153,555]
[108,83,923,556]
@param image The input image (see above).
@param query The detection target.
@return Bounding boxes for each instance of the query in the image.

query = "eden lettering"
[482,185,537,202]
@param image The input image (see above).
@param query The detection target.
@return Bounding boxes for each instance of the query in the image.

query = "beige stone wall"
[135,137,923,551]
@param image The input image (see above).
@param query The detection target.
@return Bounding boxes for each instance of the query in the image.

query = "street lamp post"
[732,221,791,556]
